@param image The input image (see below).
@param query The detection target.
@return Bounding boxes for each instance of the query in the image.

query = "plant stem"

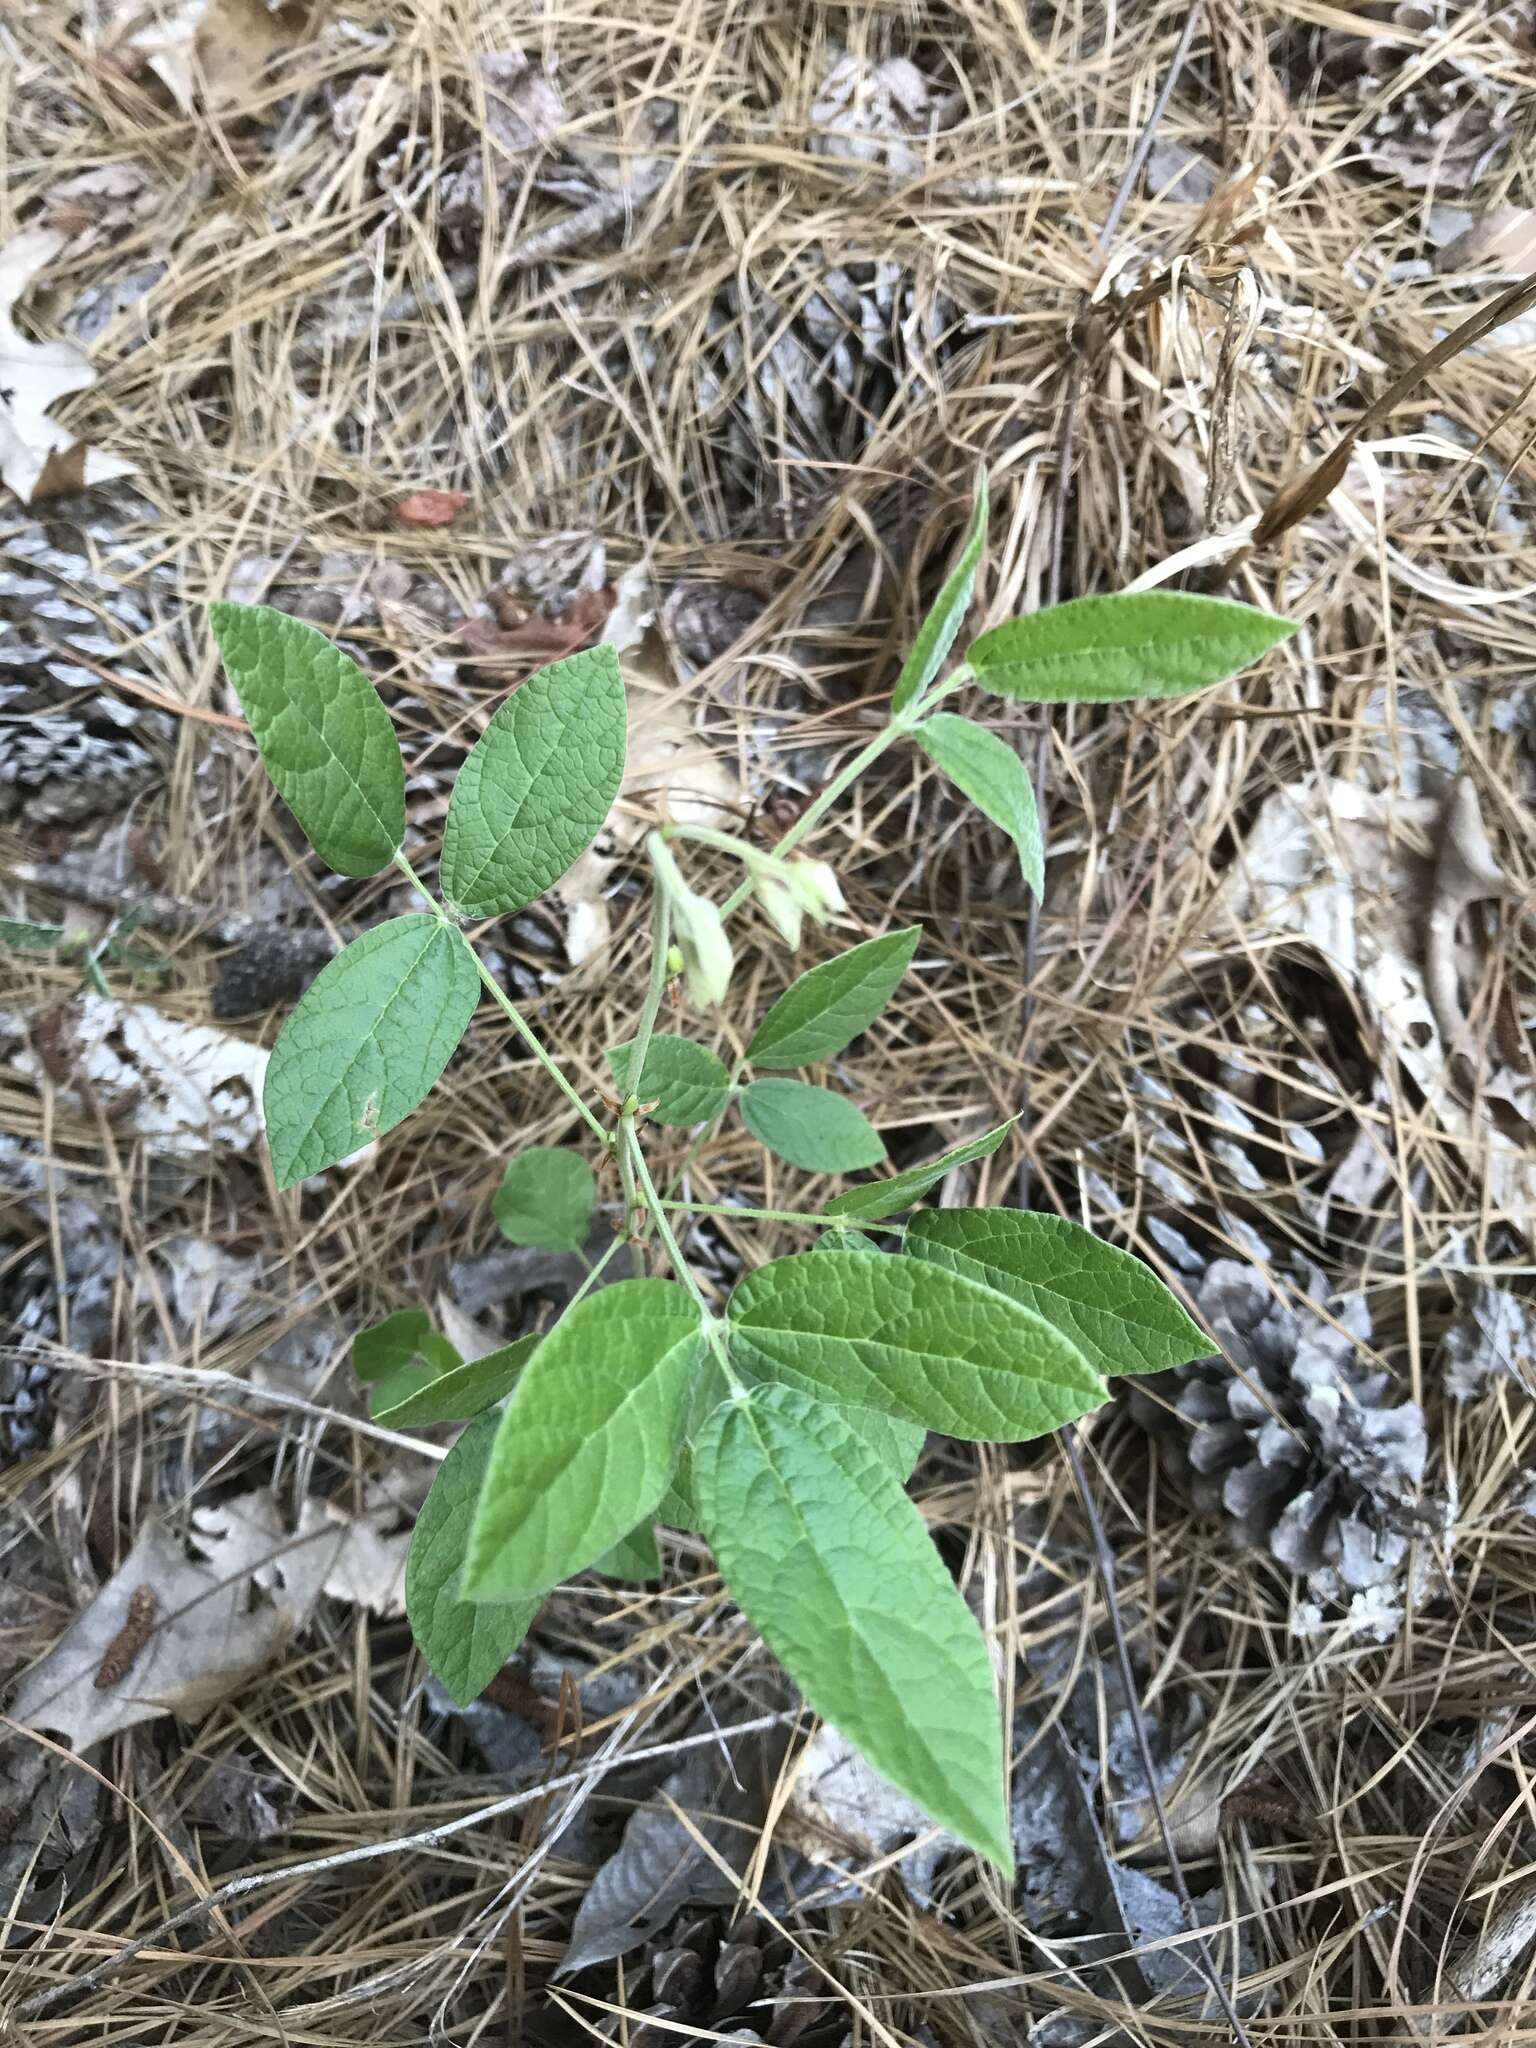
[657,1199,904,1231]
[720,723,905,919]
[391,851,608,1145]
[621,1123,712,1315]
[624,855,673,1102]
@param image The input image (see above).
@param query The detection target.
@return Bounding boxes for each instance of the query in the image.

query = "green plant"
[210,478,1293,1870]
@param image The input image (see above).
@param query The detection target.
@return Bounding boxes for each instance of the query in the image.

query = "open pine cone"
[1129,1260,1428,1606]
[1317,2,1532,193]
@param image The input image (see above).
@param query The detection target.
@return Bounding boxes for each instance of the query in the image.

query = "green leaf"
[463,1279,703,1599]
[915,714,1043,897]
[823,1121,1014,1222]
[746,927,921,1070]
[493,1147,595,1251]
[816,1227,883,1254]
[966,591,1295,706]
[607,1035,731,1127]
[738,1080,885,1173]
[906,1210,1209,1378]
[728,1249,1105,1440]
[891,474,988,718]
[594,1524,661,1582]
[264,915,479,1187]
[406,1411,540,1707]
[352,1309,436,1381]
[0,917,68,952]
[209,602,405,876]
[374,1334,539,1426]
[695,1386,1012,1870]
[439,645,627,918]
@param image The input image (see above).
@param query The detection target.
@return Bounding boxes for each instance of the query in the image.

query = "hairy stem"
[625,851,673,1101]
[621,1123,712,1316]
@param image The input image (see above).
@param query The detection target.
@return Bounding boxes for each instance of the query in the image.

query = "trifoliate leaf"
[210,602,405,876]
[406,1411,540,1707]
[728,1249,1105,1440]
[373,1334,539,1426]
[738,1079,885,1173]
[906,1210,1209,1378]
[607,1035,731,1127]
[695,1386,1012,1870]
[891,473,989,718]
[263,915,479,1187]
[439,645,626,918]
[746,927,920,1070]
[966,591,1295,705]
[492,1146,596,1251]
[463,1280,703,1599]
[914,713,1043,897]
[823,1120,1013,1221]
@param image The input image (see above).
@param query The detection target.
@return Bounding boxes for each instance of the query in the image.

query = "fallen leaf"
[1436,207,1536,276]
[0,228,134,506]
[8,1520,288,1749]
[190,1482,413,1630]
[1223,777,1536,1228]
[103,0,319,112]
[456,585,615,665]
[559,1704,791,1974]
[13,993,268,1156]
[396,488,469,527]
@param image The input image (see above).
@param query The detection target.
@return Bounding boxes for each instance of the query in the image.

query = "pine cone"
[1130,1259,1428,1600]
[622,1911,822,2048]
[1317,2,1530,193]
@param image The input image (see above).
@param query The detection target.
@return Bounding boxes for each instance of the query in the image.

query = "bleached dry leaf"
[809,51,933,176]
[15,994,268,1155]
[8,1519,287,1749]
[103,0,316,112]
[191,1483,412,1629]
[1223,777,1536,1228]
[0,229,134,506]
[788,1724,958,1904]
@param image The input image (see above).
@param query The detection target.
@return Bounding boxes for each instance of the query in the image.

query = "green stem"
[719,724,905,919]
[624,852,673,1104]
[392,851,608,1145]
[622,1123,712,1316]
[657,1199,904,1230]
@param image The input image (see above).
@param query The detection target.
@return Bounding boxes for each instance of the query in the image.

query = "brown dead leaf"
[457,586,615,666]
[396,488,469,527]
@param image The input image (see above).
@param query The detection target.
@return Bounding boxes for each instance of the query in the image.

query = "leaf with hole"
[915,713,1043,896]
[607,1035,731,1127]
[210,602,405,876]
[695,1386,1012,1869]
[746,926,920,1070]
[263,915,479,1187]
[891,474,989,717]
[739,1079,885,1173]
[439,645,626,917]
[823,1120,1013,1221]
[493,1147,595,1251]
[728,1249,1105,1440]
[966,591,1295,705]
[406,1411,540,1707]
[463,1279,703,1599]
[906,1210,1209,1378]
[373,1334,540,1426]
